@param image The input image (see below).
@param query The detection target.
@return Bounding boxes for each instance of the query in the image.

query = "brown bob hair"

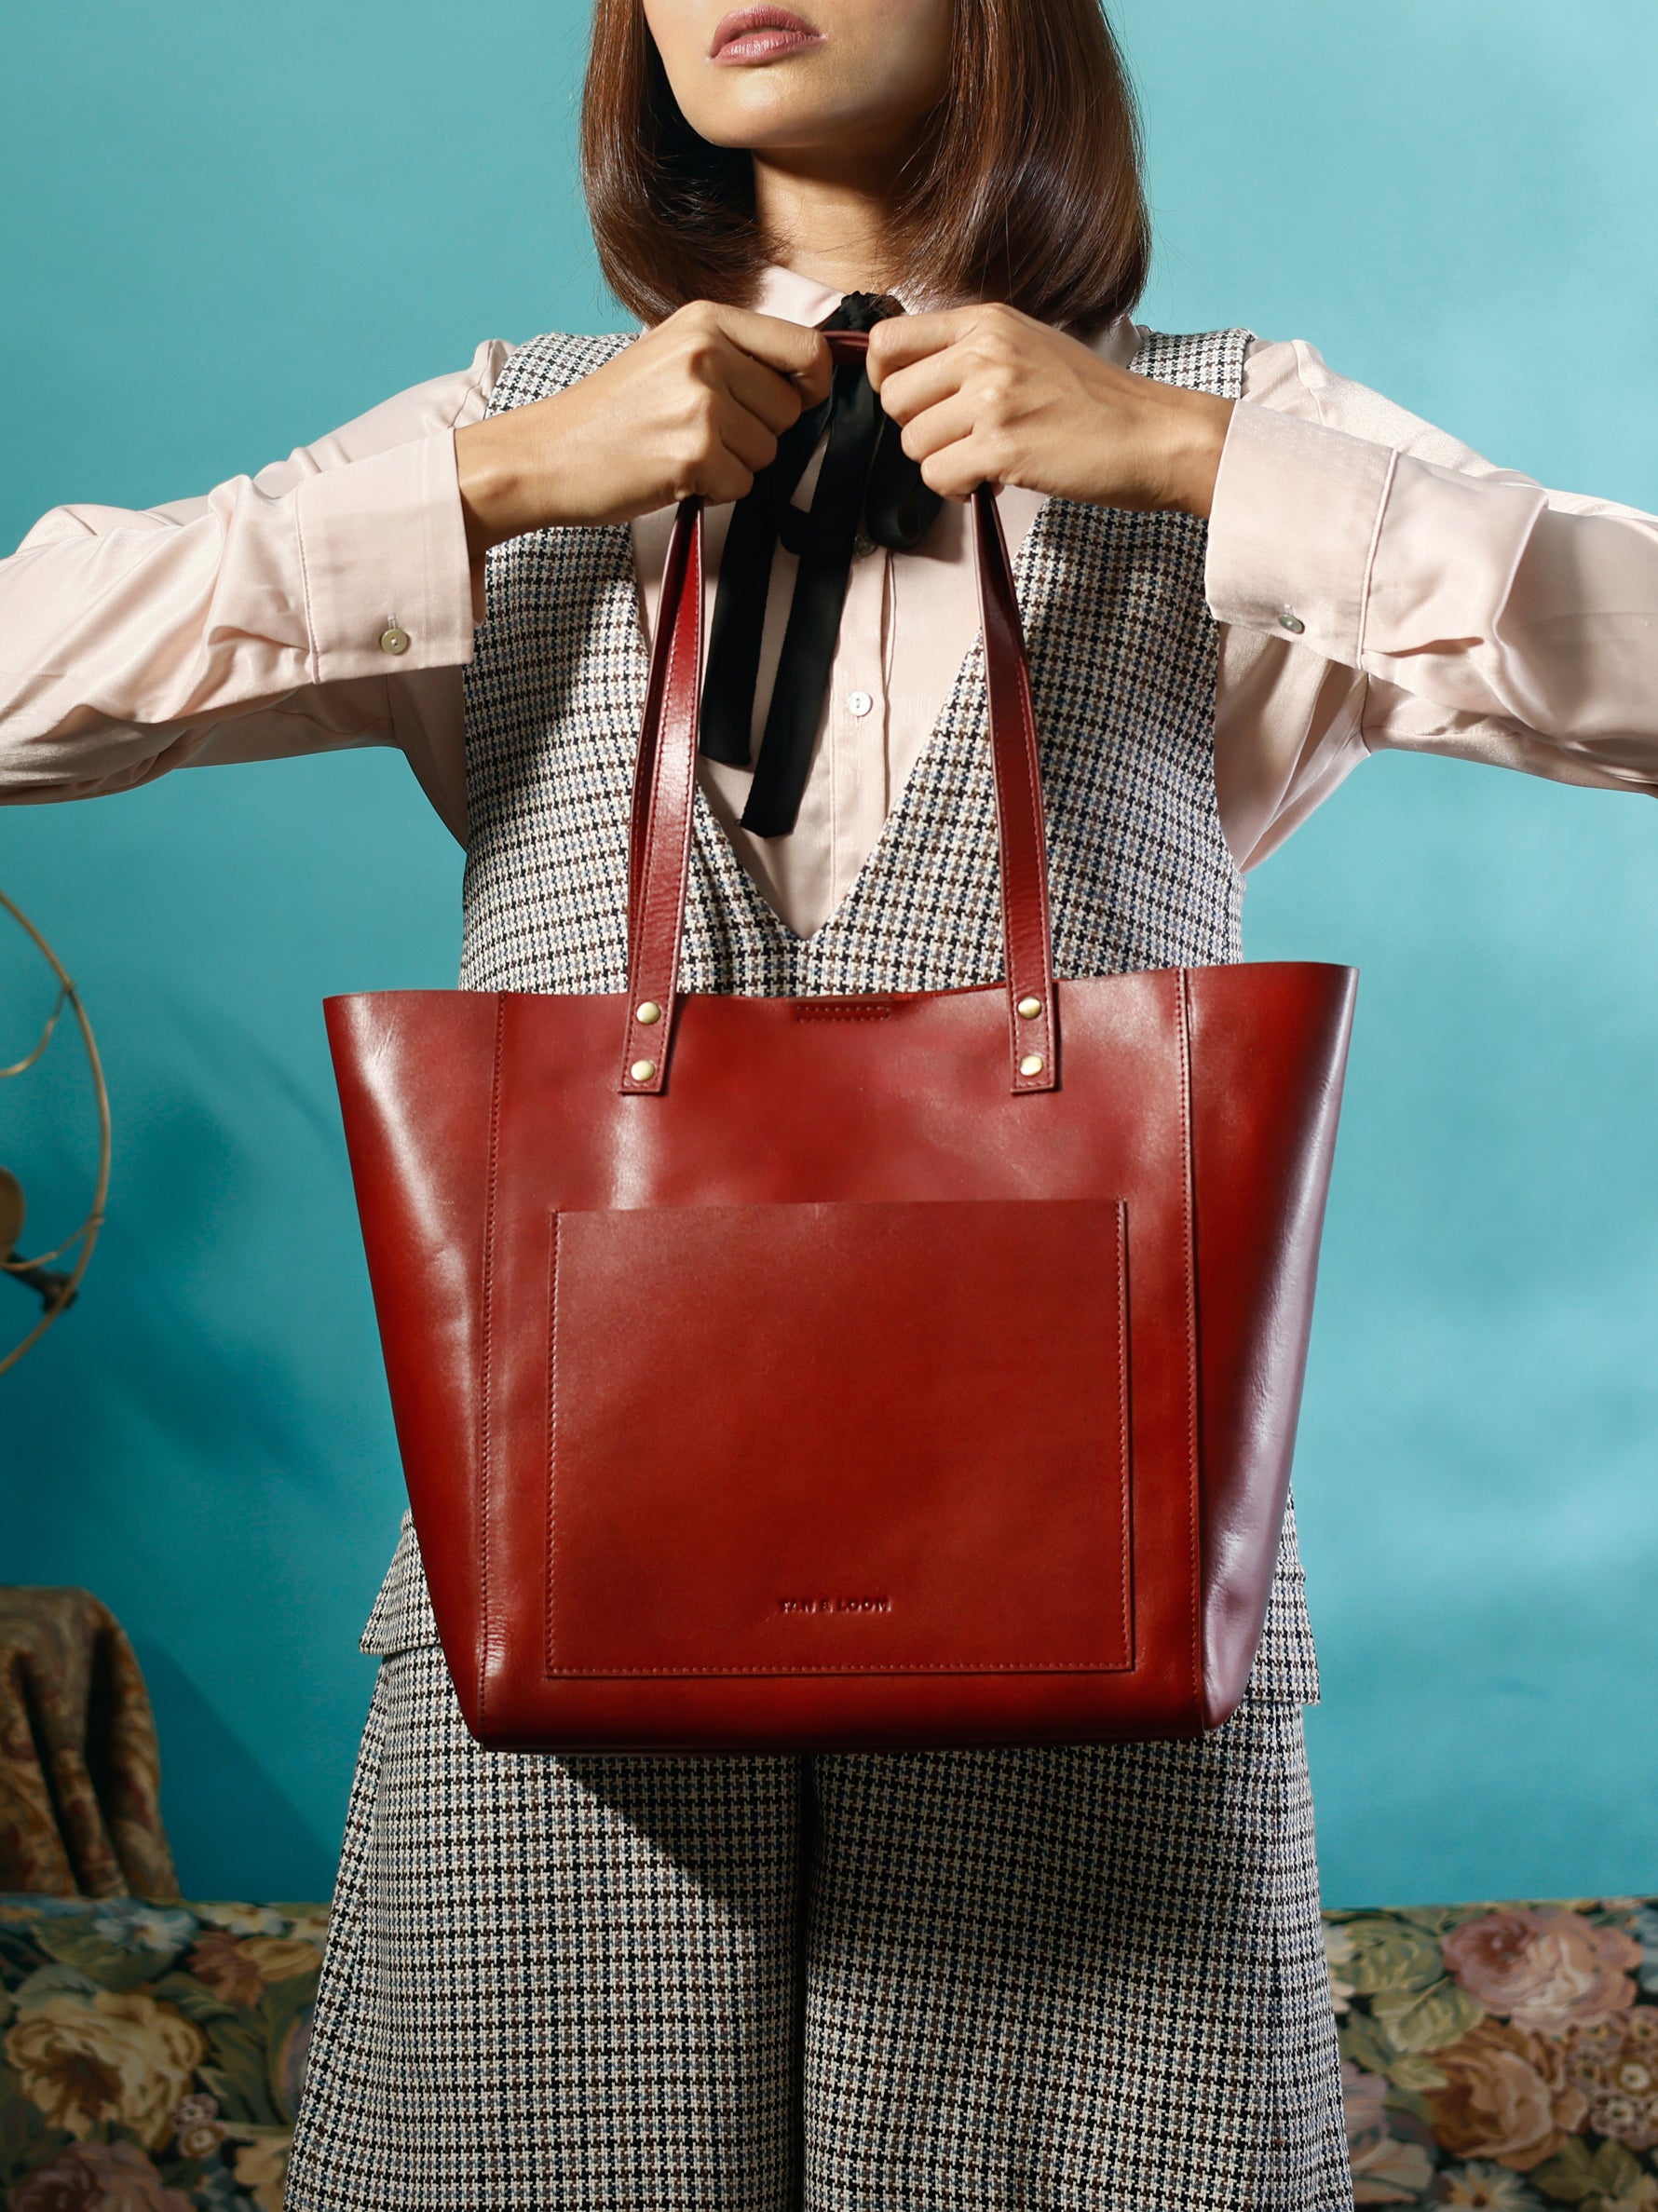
[581,0,1150,336]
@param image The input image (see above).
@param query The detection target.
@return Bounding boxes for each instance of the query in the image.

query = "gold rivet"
[630,1058,657,1083]
[1019,1053,1045,1078]
[635,1000,662,1025]
[1017,996,1042,1021]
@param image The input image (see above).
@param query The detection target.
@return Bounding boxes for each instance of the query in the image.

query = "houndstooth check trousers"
[285,323,1352,2212]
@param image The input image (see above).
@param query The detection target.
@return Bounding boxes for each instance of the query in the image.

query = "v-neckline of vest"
[611,491,1060,959]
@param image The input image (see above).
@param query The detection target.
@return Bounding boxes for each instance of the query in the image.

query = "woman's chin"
[688,96,923,167]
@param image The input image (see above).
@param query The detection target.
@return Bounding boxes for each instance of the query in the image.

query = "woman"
[5,0,1658,2205]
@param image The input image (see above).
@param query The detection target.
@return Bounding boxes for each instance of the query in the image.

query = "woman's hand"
[455,302,833,555]
[866,304,1235,518]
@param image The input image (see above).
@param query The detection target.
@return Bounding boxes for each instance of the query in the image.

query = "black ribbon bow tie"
[699,292,944,839]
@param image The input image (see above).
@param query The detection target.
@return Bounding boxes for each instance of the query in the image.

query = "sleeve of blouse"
[0,341,510,837]
[1204,338,1658,837]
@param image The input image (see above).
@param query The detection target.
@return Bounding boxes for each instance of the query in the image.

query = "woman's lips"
[709,5,825,63]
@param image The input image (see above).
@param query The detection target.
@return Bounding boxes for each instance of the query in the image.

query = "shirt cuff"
[1204,401,1399,669]
[293,430,476,681]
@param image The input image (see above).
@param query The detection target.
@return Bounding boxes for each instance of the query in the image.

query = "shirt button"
[1278,610,1305,636]
[846,690,874,718]
[379,625,411,656]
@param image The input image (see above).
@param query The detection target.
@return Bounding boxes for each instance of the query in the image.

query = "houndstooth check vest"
[435,320,1320,1708]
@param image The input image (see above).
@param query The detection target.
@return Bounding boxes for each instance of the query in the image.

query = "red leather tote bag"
[326,332,1356,1754]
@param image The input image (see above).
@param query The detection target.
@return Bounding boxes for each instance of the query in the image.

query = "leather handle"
[621,327,1057,1095]
[619,489,702,1093]
[972,470,1058,1093]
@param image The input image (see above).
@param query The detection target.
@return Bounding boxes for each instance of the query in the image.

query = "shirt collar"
[751,262,946,322]
[751,264,848,326]
[752,262,1140,364]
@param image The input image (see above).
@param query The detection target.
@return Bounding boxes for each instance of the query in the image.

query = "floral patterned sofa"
[0,1896,323,2211]
[1330,1899,1658,2208]
[5,1892,1658,2209]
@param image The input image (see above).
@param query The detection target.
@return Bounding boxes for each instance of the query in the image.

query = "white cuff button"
[379,625,411,656]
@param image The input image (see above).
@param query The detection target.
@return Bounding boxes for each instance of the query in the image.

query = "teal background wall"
[2,0,1655,1907]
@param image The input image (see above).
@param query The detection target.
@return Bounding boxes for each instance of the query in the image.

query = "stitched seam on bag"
[538,1662,1139,1676]
[1179,970,1203,1717]
[477,998,507,1726]
[1117,1202,1134,1670]
[545,1212,561,1677]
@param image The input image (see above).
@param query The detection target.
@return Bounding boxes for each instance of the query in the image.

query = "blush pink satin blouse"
[4,262,1657,938]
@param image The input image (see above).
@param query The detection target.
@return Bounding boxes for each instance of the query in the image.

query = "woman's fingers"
[713,392,786,480]
[915,432,1002,503]
[717,341,820,439]
[863,308,982,387]
[695,303,834,410]
[897,390,978,468]
[873,336,967,417]
[457,301,835,544]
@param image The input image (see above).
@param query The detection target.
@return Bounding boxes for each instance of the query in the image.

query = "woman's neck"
[752,148,907,298]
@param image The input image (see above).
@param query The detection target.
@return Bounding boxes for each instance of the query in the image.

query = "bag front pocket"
[543,1198,1132,1679]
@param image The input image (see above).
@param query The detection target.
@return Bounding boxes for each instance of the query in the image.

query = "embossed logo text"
[778,1595,893,1616]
